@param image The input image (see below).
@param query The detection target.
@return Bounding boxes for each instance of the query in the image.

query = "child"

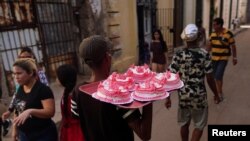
[56,64,85,141]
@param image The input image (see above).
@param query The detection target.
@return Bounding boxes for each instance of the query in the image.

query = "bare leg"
[215,79,223,100]
[181,122,190,141]
[158,64,166,73]
[151,63,157,72]
[191,128,203,141]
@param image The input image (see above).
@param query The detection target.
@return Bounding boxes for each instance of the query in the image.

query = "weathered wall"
[78,0,138,74]
[110,0,138,72]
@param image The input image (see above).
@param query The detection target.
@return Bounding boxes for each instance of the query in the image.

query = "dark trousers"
[19,121,58,141]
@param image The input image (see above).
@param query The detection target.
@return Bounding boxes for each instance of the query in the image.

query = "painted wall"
[203,0,248,35]
[238,0,248,24]
[222,1,230,29]
[155,0,174,54]
[203,0,211,37]
[108,0,138,73]
[157,0,173,9]
[183,0,196,27]
[220,0,246,30]
[79,0,138,74]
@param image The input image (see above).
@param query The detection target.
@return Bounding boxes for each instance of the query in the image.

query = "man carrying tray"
[71,35,152,141]
[165,24,220,141]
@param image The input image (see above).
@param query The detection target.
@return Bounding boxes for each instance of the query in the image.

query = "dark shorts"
[19,120,58,141]
[212,60,228,80]
[152,54,166,65]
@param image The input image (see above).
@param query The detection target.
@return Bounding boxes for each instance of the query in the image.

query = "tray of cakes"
[79,81,151,109]
[79,64,184,109]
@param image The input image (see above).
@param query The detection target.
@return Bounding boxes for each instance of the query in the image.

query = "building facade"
[0,0,248,97]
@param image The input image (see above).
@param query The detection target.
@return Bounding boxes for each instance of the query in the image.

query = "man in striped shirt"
[207,17,238,101]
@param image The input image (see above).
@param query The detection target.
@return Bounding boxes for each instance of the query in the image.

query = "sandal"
[214,96,220,104]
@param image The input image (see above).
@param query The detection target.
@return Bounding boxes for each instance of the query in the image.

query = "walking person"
[10,58,57,141]
[18,47,49,86]
[196,19,206,49]
[207,17,238,101]
[165,24,220,141]
[232,17,239,30]
[150,29,168,72]
[56,64,85,141]
[1,47,49,137]
[71,35,152,141]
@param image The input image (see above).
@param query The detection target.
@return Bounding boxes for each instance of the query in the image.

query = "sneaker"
[2,119,12,136]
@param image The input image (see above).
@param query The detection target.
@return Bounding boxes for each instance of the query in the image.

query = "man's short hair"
[213,17,224,27]
[79,35,112,68]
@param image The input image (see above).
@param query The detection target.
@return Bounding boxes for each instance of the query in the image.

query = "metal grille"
[0,28,43,71]
[35,1,76,79]
[0,0,76,94]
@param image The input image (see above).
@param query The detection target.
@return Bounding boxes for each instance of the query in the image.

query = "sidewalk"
[233,26,247,35]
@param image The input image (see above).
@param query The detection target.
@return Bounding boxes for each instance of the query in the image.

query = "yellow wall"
[108,0,138,73]
[157,0,173,9]
[183,0,196,26]
[203,0,211,37]
[155,0,174,53]
[239,0,248,23]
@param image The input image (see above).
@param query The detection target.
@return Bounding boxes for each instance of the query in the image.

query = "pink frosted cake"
[126,64,153,83]
[107,72,135,91]
[152,73,167,86]
[165,71,183,91]
[165,71,180,85]
[92,80,133,104]
[132,81,169,101]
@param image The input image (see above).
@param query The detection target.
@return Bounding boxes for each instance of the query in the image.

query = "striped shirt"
[209,28,235,61]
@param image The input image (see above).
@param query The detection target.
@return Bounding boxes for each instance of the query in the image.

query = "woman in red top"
[56,64,85,141]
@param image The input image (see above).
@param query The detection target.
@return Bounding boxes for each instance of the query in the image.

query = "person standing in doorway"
[150,29,168,72]
[165,24,220,141]
[207,17,238,101]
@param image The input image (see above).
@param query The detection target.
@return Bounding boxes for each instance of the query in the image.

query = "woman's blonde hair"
[13,58,38,76]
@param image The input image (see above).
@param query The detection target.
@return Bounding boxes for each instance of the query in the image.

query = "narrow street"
[3,28,250,141]
[134,28,250,141]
